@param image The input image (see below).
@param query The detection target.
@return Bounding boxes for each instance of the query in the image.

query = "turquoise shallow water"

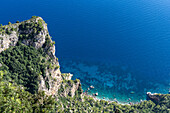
[59,58,169,103]
[1,0,170,103]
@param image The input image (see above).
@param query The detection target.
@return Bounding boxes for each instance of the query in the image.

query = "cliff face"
[0,16,81,97]
[0,17,54,57]
[1,17,170,113]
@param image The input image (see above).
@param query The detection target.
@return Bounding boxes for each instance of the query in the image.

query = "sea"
[1,0,170,103]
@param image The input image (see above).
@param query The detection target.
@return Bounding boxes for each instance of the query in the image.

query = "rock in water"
[130,91,135,94]
[95,92,98,96]
[90,85,94,89]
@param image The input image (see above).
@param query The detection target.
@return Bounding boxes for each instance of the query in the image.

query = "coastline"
[83,92,142,106]
[0,16,170,112]
[59,58,169,105]
[82,87,143,106]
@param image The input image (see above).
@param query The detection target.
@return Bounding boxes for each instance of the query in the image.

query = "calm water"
[1,0,170,102]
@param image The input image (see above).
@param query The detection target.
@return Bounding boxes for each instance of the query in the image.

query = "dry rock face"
[58,79,82,98]
[0,17,55,57]
[0,16,81,97]
[0,30,18,53]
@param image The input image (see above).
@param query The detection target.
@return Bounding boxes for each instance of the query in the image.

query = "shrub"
[8,22,11,25]
[0,44,48,93]
[16,20,20,23]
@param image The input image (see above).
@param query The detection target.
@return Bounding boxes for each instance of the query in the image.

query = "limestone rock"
[58,79,82,98]
[90,85,94,89]
[95,92,98,96]
[61,73,73,80]
[0,16,82,98]
[146,92,170,105]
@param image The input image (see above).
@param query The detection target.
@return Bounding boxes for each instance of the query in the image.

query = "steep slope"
[0,16,169,113]
[0,16,81,96]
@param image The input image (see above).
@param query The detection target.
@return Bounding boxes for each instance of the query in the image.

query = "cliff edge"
[0,16,81,97]
[0,16,169,113]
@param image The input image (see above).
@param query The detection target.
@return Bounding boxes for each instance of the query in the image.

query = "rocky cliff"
[0,16,81,97]
[147,92,170,106]
[1,17,170,113]
[0,16,54,57]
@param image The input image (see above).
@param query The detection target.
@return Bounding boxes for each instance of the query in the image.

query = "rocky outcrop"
[0,16,82,97]
[58,79,82,98]
[0,17,55,57]
[61,73,73,80]
[0,30,18,53]
[146,92,170,106]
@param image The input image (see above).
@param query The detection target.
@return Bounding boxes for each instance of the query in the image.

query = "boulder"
[90,85,94,89]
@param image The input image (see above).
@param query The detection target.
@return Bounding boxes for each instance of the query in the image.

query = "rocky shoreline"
[0,16,170,112]
[83,84,170,106]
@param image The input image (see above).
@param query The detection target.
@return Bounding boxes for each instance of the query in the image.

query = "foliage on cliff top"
[0,43,51,93]
[0,17,170,113]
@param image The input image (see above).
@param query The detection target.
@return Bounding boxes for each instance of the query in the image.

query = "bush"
[0,44,48,93]
[8,22,11,25]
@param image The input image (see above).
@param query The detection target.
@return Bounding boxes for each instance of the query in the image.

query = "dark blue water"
[1,0,170,103]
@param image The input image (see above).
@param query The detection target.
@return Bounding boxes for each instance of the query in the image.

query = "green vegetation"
[0,17,169,113]
[0,26,6,35]
[18,18,44,40]
[0,71,57,113]
[8,22,11,25]
[6,28,11,34]
[1,68,169,113]
[42,35,51,48]
[31,16,39,19]
[55,94,170,113]
[0,37,169,113]
[0,43,50,93]
[61,73,71,80]
[0,22,18,36]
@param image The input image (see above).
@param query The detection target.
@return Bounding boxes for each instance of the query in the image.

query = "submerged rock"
[90,85,94,89]
[130,91,135,94]
[127,98,131,101]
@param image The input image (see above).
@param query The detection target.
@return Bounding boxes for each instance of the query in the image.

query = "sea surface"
[1,0,170,103]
